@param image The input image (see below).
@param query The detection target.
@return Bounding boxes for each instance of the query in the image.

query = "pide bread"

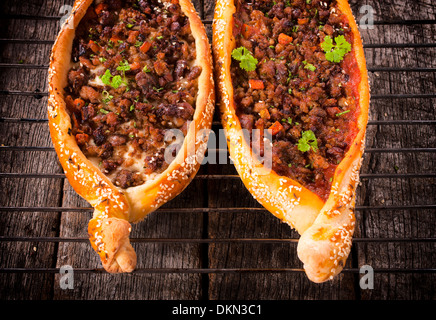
[48,0,214,273]
[213,0,369,282]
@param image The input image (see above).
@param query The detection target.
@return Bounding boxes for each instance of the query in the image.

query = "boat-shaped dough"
[48,0,214,273]
[213,0,369,282]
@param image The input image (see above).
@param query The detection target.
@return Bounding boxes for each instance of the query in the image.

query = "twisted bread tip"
[89,216,137,273]
[297,220,353,283]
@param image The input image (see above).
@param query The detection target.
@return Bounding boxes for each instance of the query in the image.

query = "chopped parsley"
[143,65,151,73]
[302,60,316,71]
[231,46,258,72]
[321,35,351,63]
[336,110,351,117]
[153,86,163,92]
[297,130,319,153]
[281,117,293,125]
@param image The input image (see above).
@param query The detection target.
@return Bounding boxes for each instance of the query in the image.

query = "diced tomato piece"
[249,79,264,90]
[269,121,284,135]
[278,33,293,45]
[233,18,243,37]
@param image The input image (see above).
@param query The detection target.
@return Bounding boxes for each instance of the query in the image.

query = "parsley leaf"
[116,60,131,73]
[99,69,128,89]
[100,69,113,86]
[297,130,319,153]
[231,46,258,72]
[111,75,123,89]
[321,35,351,63]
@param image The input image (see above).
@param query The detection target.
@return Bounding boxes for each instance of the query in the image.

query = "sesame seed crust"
[48,0,214,273]
[212,0,369,283]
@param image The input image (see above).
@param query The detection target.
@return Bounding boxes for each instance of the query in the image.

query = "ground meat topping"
[64,0,200,188]
[232,0,360,201]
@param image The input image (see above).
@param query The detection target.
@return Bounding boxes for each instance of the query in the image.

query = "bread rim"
[48,0,215,273]
[212,0,369,282]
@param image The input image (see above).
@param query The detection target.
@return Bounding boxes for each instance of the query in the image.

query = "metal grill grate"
[0,1,435,298]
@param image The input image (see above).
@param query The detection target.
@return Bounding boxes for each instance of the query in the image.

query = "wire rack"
[0,1,435,299]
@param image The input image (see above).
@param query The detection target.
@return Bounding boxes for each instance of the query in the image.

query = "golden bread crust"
[212,0,369,282]
[48,0,215,273]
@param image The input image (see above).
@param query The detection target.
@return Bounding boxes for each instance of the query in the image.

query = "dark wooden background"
[0,0,435,300]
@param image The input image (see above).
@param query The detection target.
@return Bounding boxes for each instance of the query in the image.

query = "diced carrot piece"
[73,98,85,110]
[139,42,152,54]
[249,79,264,90]
[278,33,293,45]
[242,24,258,39]
[298,18,309,25]
[269,121,284,135]
[259,108,270,120]
[94,3,106,15]
[130,61,141,70]
[88,40,100,53]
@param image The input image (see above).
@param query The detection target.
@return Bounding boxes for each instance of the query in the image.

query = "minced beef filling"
[65,0,201,189]
[232,0,360,201]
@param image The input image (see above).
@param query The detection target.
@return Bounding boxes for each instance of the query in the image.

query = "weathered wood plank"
[53,177,205,299]
[0,3,65,297]
[0,0,435,300]
[356,12,436,299]
[349,0,436,21]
